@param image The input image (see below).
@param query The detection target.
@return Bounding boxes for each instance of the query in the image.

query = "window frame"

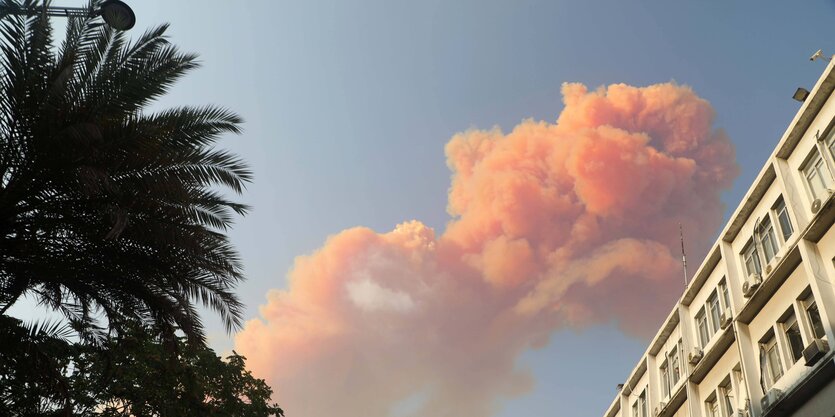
[742,239,762,277]
[772,197,794,243]
[660,358,671,399]
[781,309,804,365]
[803,293,827,341]
[633,389,647,417]
[719,377,735,417]
[708,291,722,335]
[705,392,720,417]
[718,279,732,316]
[696,308,710,348]
[801,149,832,201]
[761,331,784,388]
[825,129,835,175]
[669,341,681,387]
[756,216,778,264]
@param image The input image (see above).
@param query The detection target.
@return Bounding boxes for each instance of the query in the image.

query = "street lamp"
[0,0,136,30]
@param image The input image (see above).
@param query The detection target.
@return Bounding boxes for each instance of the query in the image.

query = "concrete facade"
[602,61,835,417]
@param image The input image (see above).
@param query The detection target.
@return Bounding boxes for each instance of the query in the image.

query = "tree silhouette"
[0,0,251,341]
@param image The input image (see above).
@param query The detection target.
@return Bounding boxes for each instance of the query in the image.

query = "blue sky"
[20,1,835,416]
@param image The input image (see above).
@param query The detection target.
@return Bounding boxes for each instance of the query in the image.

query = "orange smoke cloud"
[235,82,738,416]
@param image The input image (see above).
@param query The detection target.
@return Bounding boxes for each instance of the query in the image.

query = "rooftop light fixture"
[793,87,810,103]
[810,49,830,62]
[0,0,135,30]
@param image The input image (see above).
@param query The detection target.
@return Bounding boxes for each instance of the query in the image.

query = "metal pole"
[680,223,688,286]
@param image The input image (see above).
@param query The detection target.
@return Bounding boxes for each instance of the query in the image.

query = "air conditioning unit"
[742,273,762,298]
[760,388,783,411]
[654,401,667,416]
[811,198,823,214]
[802,338,830,366]
[812,189,835,214]
[720,312,732,330]
[688,347,703,365]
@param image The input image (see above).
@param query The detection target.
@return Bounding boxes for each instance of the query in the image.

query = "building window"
[827,129,835,165]
[804,293,826,340]
[802,151,832,201]
[773,197,793,242]
[720,379,735,417]
[742,240,762,276]
[706,394,720,417]
[761,332,783,388]
[669,342,681,385]
[756,217,778,264]
[660,360,671,399]
[633,389,647,417]
[782,311,804,364]
[697,308,710,347]
[708,291,722,334]
[719,279,731,315]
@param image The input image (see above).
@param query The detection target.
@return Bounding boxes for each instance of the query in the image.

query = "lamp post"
[0,0,136,30]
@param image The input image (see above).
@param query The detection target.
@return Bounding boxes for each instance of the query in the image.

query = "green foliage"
[0,3,278,414]
[0,0,252,341]
[0,317,284,416]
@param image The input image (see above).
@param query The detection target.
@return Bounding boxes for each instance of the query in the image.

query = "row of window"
[759,290,826,390]
[695,280,732,348]
[742,130,835,280]
[741,197,793,279]
[642,290,825,416]
[704,368,744,417]
[622,119,835,417]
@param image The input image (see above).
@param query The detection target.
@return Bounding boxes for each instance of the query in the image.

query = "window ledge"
[803,190,835,243]
[762,351,835,417]
[690,324,736,383]
[655,380,687,417]
[737,245,803,324]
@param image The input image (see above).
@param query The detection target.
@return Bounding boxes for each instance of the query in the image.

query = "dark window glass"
[708,292,721,334]
[775,199,793,241]
[807,300,826,340]
[743,241,762,276]
[785,316,804,363]
[758,218,778,263]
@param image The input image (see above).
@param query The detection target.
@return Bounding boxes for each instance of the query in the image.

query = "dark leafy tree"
[0,0,251,341]
[0,317,284,416]
[0,316,76,415]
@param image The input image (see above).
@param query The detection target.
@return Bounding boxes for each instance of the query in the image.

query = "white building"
[602,60,835,417]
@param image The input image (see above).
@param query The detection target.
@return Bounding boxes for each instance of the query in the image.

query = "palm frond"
[0,0,252,342]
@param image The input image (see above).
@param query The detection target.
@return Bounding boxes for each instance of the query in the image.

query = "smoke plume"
[235,82,738,417]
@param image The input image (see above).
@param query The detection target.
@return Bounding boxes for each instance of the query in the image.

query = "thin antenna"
[679,223,688,286]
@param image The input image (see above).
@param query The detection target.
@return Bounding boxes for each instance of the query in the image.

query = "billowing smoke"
[235,82,738,417]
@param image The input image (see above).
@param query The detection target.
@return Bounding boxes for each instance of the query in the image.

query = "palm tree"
[0,0,251,342]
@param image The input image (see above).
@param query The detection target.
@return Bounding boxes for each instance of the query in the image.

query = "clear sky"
[19,1,835,416]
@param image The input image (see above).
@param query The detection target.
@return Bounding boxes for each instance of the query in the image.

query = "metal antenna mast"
[680,223,688,286]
